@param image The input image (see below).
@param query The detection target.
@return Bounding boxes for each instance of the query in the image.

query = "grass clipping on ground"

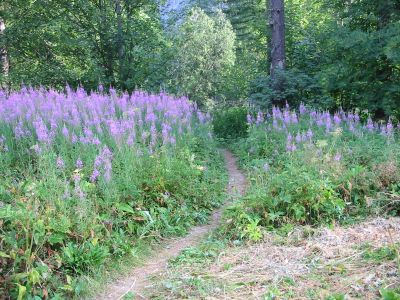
[145,217,400,299]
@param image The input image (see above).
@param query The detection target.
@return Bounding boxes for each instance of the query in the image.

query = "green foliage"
[249,69,332,109]
[0,141,227,298]
[223,105,400,240]
[219,0,267,104]
[284,0,400,115]
[61,241,109,275]
[168,7,236,107]
[362,245,398,262]
[325,294,345,300]
[212,107,248,140]
[1,0,166,91]
[381,289,400,300]
[1,143,226,298]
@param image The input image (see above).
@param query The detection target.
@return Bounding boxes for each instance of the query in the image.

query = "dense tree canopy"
[1,0,165,90]
[0,0,399,115]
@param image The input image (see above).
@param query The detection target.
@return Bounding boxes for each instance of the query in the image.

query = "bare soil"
[95,149,247,300]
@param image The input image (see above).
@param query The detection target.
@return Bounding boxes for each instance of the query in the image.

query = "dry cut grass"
[144,217,400,299]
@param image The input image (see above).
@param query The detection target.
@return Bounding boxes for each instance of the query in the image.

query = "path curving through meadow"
[96,149,247,299]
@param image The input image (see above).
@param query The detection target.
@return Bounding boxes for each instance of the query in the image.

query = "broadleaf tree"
[168,7,236,107]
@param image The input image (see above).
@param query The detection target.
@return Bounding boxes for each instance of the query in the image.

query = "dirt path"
[96,149,247,300]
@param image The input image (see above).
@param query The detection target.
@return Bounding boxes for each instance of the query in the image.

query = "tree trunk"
[115,0,124,86]
[98,0,115,86]
[0,17,10,87]
[269,0,285,79]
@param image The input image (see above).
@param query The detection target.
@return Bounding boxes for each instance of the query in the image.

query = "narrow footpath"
[96,149,247,299]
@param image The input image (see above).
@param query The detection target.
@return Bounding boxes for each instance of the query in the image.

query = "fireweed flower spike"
[334,114,341,125]
[295,132,302,143]
[299,103,307,115]
[76,159,83,169]
[56,156,65,169]
[366,117,374,132]
[334,152,342,162]
[307,128,313,140]
[256,112,264,126]
[247,114,253,125]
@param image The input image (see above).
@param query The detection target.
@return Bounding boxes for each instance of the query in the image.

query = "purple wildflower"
[76,159,83,169]
[295,132,302,143]
[247,114,253,125]
[366,117,374,132]
[62,126,69,138]
[92,137,101,145]
[71,133,78,144]
[90,168,100,182]
[334,152,342,162]
[306,128,313,140]
[333,114,341,125]
[299,103,307,115]
[354,113,360,123]
[56,156,65,169]
[286,142,296,152]
[283,110,291,124]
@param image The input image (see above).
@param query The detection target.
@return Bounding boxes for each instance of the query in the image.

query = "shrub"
[248,69,333,109]
[212,107,248,140]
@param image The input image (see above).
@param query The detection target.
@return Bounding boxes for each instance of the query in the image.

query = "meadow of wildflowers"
[0,87,226,298]
[225,103,400,240]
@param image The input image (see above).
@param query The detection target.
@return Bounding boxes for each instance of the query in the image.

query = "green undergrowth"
[212,106,248,141]
[1,135,227,299]
[221,108,400,241]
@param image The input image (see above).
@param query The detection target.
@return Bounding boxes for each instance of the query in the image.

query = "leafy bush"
[0,87,227,298]
[224,103,400,240]
[249,69,332,109]
[212,107,248,140]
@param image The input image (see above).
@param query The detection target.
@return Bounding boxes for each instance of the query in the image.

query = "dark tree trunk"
[98,0,115,86]
[0,17,10,87]
[269,0,285,79]
[115,0,124,86]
